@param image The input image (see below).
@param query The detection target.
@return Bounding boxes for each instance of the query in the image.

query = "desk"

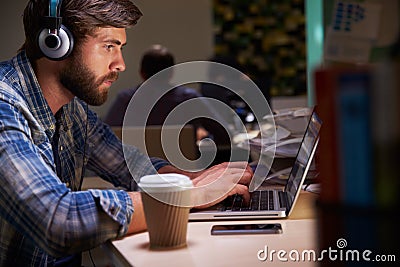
[105,190,319,267]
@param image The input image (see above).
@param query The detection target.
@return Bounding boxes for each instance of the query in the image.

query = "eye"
[105,44,114,51]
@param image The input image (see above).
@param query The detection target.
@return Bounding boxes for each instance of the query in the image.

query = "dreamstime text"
[257,238,396,263]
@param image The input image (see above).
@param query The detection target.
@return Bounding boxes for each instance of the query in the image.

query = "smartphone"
[210,223,282,235]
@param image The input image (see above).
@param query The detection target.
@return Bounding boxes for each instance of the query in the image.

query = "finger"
[192,177,250,209]
[227,184,250,204]
[207,167,253,186]
[200,165,245,179]
[209,161,248,171]
[227,168,252,185]
[245,164,254,175]
[215,168,253,186]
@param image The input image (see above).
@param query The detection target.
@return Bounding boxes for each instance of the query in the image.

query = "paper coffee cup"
[138,173,193,249]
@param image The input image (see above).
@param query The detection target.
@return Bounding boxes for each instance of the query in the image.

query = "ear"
[38,25,74,61]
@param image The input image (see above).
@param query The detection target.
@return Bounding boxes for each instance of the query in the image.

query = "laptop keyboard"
[221,190,277,211]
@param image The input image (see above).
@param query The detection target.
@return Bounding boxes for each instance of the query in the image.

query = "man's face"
[60,27,127,106]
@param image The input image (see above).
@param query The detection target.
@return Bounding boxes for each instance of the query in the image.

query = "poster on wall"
[324,0,382,63]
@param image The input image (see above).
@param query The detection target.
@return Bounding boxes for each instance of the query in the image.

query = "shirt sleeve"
[0,96,132,256]
[150,157,171,170]
[84,108,171,190]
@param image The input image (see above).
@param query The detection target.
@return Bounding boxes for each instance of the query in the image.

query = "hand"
[191,161,253,209]
[157,161,254,209]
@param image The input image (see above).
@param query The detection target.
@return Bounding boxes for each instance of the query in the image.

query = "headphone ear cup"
[38,25,74,60]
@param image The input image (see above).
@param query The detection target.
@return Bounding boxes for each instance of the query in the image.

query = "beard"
[60,53,119,106]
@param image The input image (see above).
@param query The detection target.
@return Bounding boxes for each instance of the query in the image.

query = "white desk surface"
[105,191,319,267]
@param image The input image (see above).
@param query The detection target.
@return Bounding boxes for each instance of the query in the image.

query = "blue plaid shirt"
[0,51,169,266]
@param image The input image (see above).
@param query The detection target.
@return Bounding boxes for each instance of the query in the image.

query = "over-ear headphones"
[38,0,74,60]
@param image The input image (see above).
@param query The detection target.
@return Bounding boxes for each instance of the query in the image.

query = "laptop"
[189,109,322,220]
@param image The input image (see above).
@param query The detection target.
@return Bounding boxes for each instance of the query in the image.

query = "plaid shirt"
[0,51,168,266]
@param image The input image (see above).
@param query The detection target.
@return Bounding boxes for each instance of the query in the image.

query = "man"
[0,0,252,266]
[104,44,228,143]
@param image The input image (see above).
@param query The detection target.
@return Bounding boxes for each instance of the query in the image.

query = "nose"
[112,52,126,72]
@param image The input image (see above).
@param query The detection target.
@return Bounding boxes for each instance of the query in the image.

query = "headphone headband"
[44,0,62,31]
[49,0,60,17]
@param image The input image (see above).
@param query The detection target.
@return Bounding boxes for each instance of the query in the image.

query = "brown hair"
[21,0,142,61]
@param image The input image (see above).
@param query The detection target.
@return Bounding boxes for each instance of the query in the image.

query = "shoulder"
[0,61,26,107]
[0,59,15,78]
[0,59,21,93]
[0,80,32,134]
[0,81,28,117]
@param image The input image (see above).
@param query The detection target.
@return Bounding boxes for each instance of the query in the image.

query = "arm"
[0,98,132,256]
[126,192,147,234]
[85,107,158,190]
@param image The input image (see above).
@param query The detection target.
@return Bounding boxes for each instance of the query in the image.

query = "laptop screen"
[284,110,322,212]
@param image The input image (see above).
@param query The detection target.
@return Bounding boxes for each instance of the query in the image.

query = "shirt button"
[66,182,70,187]
[60,146,64,151]
[110,208,116,215]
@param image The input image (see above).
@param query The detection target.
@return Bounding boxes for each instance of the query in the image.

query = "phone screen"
[210,223,282,235]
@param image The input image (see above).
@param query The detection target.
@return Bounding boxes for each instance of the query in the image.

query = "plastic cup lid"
[138,173,193,192]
